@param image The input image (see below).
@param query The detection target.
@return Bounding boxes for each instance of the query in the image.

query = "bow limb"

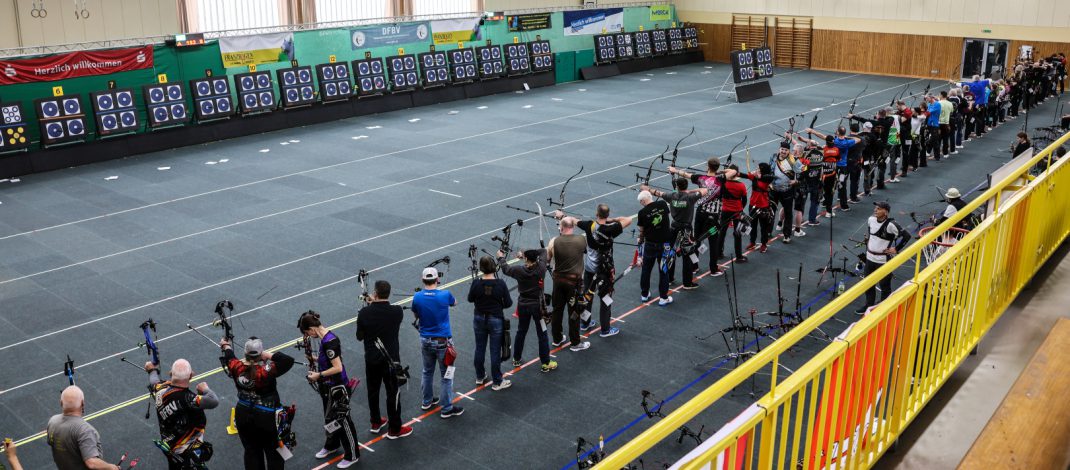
[670,127,695,167]
[551,166,584,210]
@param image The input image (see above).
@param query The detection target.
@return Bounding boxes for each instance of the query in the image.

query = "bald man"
[146,358,219,469]
[46,386,119,470]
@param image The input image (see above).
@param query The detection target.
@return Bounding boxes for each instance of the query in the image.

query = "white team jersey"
[866,216,901,263]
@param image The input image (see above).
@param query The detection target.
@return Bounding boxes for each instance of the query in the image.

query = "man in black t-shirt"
[637,190,674,306]
[356,280,411,439]
[575,204,631,336]
[642,179,705,289]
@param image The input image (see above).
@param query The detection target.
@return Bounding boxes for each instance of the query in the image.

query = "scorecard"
[730,46,774,84]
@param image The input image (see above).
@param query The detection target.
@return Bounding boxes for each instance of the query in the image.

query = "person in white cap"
[411,265,464,418]
[934,187,976,230]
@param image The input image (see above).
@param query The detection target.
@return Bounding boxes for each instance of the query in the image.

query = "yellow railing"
[598,129,1070,470]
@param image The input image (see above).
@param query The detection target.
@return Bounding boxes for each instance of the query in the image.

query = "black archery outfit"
[222,349,296,470]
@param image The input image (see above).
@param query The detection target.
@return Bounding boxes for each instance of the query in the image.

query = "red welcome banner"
[0,46,154,85]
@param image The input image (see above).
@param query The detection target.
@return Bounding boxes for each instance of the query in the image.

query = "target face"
[200,100,215,115]
[373,77,385,89]
[1,105,20,123]
[437,69,448,81]
[259,92,273,106]
[435,55,445,66]
[216,98,230,112]
[335,65,348,78]
[286,89,299,102]
[338,82,351,95]
[41,101,60,118]
[195,82,211,97]
[456,67,467,79]
[358,62,371,75]
[361,78,373,90]
[423,55,434,67]
[464,50,474,62]
[452,52,464,63]
[101,114,117,129]
[391,58,403,71]
[283,71,296,85]
[164,86,179,101]
[403,56,415,70]
[240,76,255,91]
[63,98,80,114]
[154,107,170,122]
[46,121,65,138]
[67,119,85,135]
[298,69,311,83]
[322,66,335,80]
[117,91,134,107]
[121,110,138,126]
[213,79,228,94]
[301,86,313,100]
[325,83,338,96]
[96,95,114,111]
[243,94,258,108]
[256,73,270,88]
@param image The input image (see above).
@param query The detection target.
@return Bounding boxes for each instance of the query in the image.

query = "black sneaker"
[840,206,851,212]
[682,283,699,290]
[440,406,465,419]
[420,397,441,411]
[854,306,869,315]
[735,256,748,263]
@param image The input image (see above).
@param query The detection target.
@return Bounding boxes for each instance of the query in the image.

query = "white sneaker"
[793,228,806,238]
[956,145,964,149]
[658,296,674,306]
[491,380,513,391]
[316,448,338,459]
[569,341,590,352]
[640,294,650,302]
[338,458,359,468]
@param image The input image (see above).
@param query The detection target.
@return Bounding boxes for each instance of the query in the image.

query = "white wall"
[484,0,581,11]
[675,0,1070,28]
[0,0,180,49]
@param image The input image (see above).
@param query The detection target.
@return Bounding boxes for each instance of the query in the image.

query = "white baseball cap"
[421,267,439,280]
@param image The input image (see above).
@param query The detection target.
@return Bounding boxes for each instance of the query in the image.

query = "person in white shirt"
[856,201,910,315]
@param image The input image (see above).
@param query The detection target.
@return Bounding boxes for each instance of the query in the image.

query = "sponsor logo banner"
[431,18,482,45]
[562,8,624,36]
[507,13,552,32]
[649,4,672,21]
[350,22,430,49]
[0,46,153,85]
[220,32,295,68]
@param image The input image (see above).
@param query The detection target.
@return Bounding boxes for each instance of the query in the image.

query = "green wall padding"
[0,5,678,146]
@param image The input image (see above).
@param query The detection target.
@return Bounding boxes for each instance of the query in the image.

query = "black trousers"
[864,259,893,307]
[836,169,850,208]
[320,387,359,461]
[715,211,744,260]
[770,190,794,238]
[583,269,614,326]
[365,360,401,434]
[821,176,836,213]
[748,206,773,246]
[666,225,696,286]
[695,211,720,267]
[940,123,951,156]
[236,405,285,470]
[848,162,861,199]
[551,275,582,344]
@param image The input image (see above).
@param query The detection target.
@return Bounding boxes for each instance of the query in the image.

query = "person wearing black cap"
[221,336,297,469]
[856,201,910,315]
[498,247,557,372]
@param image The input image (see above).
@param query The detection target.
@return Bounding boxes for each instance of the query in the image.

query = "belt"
[552,272,582,282]
[237,400,279,413]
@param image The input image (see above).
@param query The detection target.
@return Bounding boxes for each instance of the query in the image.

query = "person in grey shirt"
[46,386,119,470]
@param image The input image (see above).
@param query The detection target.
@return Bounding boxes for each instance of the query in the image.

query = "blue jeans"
[473,313,504,384]
[639,241,670,299]
[420,337,455,412]
[806,185,821,222]
[514,303,550,364]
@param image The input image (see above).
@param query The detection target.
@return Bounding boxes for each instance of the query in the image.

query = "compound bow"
[294,315,320,392]
[139,320,160,419]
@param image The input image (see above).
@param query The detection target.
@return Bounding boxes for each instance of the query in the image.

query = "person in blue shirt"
[411,266,465,419]
[925,96,943,160]
[805,127,859,211]
[956,75,990,136]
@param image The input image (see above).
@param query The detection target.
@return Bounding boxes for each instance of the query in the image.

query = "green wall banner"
[349,22,430,49]
[649,5,672,21]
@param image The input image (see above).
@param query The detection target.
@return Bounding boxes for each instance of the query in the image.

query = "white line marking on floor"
[289,139,300,143]
[0,74,788,242]
[408,118,421,122]
[279,142,289,146]
[448,110,459,115]
[0,73,883,306]
[218,159,229,163]
[456,392,475,401]
[640,78,651,82]
[359,443,374,452]
[522,105,533,109]
[428,189,461,198]
[551,98,563,101]
[366,125,381,129]
[0,75,906,380]
[157,167,170,171]
[104,176,118,181]
[351,135,368,140]
[205,161,217,165]
[9,178,19,183]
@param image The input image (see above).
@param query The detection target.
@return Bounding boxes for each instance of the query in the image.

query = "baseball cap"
[874,201,891,210]
[779,141,790,149]
[421,267,439,281]
[244,337,263,358]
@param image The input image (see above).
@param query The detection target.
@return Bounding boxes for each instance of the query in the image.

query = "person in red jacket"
[714,164,750,264]
[743,163,777,253]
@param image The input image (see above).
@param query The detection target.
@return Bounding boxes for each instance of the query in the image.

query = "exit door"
[962,39,1009,79]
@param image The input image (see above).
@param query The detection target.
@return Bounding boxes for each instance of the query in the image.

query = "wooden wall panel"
[1008,39,1070,61]
[811,29,963,79]
[696,23,732,63]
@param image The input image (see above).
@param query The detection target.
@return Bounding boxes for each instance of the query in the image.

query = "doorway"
[962,39,1009,79]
